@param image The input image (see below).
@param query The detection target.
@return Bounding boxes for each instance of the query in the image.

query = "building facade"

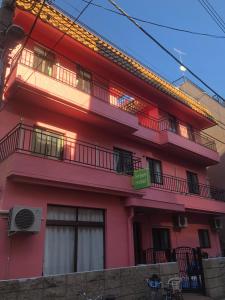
[180,79,225,251]
[0,0,225,280]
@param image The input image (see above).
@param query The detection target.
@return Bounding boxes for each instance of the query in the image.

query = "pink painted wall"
[12,8,214,131]
[0,181,131,279]
[0,100,209,187]
[134,212,221,258]
[0,6,222,281]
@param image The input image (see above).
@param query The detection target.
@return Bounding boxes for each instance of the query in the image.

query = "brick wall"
[0,262,178,300]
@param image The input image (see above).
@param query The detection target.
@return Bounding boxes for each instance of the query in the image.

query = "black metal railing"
[150,172,225,201]
[14,49,217,152]
[18,49,148,115]
[143,248,173,264]
[0,124,142,174]
[160,118,217,151]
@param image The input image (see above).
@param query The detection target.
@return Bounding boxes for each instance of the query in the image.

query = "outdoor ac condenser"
[173,215,188,228]
[8,206,42,234]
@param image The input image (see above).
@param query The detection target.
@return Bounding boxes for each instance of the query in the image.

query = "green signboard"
[132,168,151,190]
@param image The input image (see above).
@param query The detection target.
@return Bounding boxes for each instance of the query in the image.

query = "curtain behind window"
[44,226,75,275]
[77,227,104,272]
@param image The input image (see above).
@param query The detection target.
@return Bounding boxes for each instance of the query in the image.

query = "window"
[76,66,92,94]
[198,229,211,248]
[168,114,178,133]
[148,158,163,184]
[114,147,134,175]
[187,171,200,195]
[31,128,64,159]
[33,46,55,76]
[44,206,104,275]
[152,228,171,250]
[187,125,195,141]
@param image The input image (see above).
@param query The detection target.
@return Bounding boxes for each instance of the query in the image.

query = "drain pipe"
[127,206,134,266]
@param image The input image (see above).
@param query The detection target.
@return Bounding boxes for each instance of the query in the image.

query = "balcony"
[0,124,143,196]
[6,49,218,163]
[6,49,152,133]
[126,172,225,214]
[139,116,219,164]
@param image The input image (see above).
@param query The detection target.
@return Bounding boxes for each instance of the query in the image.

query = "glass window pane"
[114,148,133,175]
[44,226,75,275]
[31,128,47,155]
[152,228,170,250]
[78,208,103,222]
[32,128,63,159]
[148,158,163,185]
[47,206,77,221]
[77,227,104,272]
[187,171,199,194]
[198,229,210,248]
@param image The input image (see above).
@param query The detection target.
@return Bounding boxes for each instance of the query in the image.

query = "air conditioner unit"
[8,206,42,234]
[173,215,188,228]
[212,218,223,230]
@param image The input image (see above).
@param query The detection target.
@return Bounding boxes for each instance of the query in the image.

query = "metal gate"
[173,247,205,293]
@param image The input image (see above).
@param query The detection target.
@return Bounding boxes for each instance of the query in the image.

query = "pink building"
[0,0,225,280]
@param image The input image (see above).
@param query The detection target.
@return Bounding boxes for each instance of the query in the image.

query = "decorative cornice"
[16,0,215,121]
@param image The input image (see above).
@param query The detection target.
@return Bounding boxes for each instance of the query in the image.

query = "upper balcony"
[0,124,143,196]
[6,49,150,134]
[1,125,224,214]
[126,172,225,214]
[5,49,219,165]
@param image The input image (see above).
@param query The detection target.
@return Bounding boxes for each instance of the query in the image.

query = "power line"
[4,0,47,89]
[107,0,225,103]
[8,1,225,147]
[74,0,225,39]
[198,0,225,34]
[51,0,94,49]
[9,0,94,88]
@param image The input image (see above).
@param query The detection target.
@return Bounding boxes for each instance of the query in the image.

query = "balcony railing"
[160,119,217,152]
[17,49,148,115]
[13,49,217,152]
[150,172,225,201]
[0,124,142,174]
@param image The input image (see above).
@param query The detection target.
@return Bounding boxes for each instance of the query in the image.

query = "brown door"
[133,222,143,265]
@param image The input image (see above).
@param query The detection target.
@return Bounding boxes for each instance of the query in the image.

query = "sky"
[51,0,225,99]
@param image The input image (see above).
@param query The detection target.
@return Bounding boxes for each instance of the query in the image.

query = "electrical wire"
[107,0,225,103]
[51,0,94,49]
[4,0,47,89]
[5,0,93,90]
[6,0,225,147]
[72,0,225,39]
[198,0,225,34]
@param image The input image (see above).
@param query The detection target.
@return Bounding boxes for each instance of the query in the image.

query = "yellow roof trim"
[16,0,214,121]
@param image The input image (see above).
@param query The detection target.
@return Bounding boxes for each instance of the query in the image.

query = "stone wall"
[203,257,225,299]
[0,262,178,300]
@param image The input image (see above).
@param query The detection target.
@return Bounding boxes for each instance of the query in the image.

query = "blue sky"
[56,0,224,98]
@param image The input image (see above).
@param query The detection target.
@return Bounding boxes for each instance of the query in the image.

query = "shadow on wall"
[208,151,225,251]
